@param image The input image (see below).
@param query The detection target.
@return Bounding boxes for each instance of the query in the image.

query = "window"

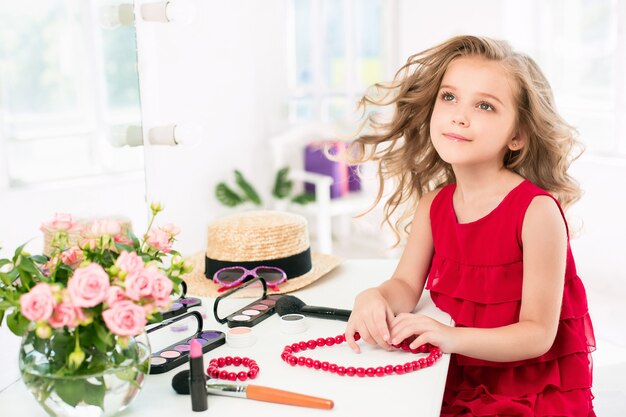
[287,0,395,124]
[0,0,143,187]
[537,0,626,156]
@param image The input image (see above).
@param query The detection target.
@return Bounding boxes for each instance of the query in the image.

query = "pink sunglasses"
[212,266,287,292]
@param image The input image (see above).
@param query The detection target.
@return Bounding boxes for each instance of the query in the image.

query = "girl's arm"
[390,195,567,362]
[345,189,437,352]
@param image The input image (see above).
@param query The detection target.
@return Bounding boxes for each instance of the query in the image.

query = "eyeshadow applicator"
[274,295,351,322]
[172,370,334,410]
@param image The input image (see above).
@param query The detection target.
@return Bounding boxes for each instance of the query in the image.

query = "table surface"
[0,259,451,416]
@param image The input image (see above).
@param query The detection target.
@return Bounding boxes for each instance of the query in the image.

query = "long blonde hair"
[350,35,582,245]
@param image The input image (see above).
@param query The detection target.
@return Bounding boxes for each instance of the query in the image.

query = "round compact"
[280,313,307,334]
[226,326,257,348]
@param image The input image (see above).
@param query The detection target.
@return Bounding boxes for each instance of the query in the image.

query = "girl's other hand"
[390,313,456,353]
[345,288,395,353]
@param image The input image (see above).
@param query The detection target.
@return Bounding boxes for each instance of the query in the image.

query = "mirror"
[0,0,143,186]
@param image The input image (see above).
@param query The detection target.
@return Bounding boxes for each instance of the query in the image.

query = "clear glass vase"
[19,327,150,417]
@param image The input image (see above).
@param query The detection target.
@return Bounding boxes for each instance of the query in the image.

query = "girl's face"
[429,55,522,168]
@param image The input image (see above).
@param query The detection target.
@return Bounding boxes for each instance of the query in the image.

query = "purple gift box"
[304,141,360,198]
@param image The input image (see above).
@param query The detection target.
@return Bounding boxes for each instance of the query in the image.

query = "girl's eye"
[441,91,455,102]
[478,101,494,111]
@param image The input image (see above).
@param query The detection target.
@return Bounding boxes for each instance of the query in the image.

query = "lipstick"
[189,339,208,411]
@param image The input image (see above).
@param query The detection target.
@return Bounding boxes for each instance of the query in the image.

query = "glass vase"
[19,327,150,417]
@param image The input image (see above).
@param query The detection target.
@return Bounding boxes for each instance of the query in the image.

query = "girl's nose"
[452,114,469,127]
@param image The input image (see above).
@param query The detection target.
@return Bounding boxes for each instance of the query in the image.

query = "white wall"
[136,0,289,257]
[0,174,147,258]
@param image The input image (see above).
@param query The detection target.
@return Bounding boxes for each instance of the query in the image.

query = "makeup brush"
[274,295,351,322]
[172,370,334,410]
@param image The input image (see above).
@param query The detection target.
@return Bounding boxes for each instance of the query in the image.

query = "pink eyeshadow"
[151,357,167,365]
[259,299,275,306]
[242,309,260,316]
[229,327,251,335]
[250,304,269,311]
[161,350,181,358]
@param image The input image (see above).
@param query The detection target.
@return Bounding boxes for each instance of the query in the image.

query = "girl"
[344,36,595,416]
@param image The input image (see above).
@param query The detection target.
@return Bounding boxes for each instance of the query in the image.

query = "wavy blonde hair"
[349,35,583,245]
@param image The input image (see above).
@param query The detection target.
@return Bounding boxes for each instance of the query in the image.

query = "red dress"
[426,180,596,417]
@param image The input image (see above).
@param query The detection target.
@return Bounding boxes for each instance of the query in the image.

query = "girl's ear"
[508,128,528,151]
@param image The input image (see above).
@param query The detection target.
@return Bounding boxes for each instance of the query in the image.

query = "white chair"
[269,123,371,254]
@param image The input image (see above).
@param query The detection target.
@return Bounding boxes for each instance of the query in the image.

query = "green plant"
[0,204,191,384]
[215,167,315,208]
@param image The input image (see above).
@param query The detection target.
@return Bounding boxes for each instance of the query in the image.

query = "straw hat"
[183,210,342,298]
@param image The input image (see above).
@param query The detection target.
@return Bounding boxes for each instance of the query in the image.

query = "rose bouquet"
[0,203,192,416]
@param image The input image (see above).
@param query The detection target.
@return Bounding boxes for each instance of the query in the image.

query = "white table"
[0,259,451,416]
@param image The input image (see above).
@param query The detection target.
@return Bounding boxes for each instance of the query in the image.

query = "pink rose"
[124,268,153,301]
[67,263,110,308]
[20,283,56,322]
[102,300,147,336]
[61,247,83,268]
[145,227,172,253]
[114,234,133,246]
[151,273,173,308]
[41,213,77,232]
[115,251,144,276]
[89,219,122,237]
[48,302,78,329]
[106,286,127,306]
[160,223,180,237]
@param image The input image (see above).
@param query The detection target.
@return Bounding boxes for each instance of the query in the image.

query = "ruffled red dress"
[426,180,595,417]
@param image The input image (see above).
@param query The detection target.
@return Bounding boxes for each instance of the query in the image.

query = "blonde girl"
[345,35,595,417]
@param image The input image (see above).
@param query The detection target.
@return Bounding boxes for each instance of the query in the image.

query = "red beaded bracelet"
[280,332,442,377]
[207,356,260,382]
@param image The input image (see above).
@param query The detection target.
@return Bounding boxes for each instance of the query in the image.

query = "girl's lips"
[443,132,470,141]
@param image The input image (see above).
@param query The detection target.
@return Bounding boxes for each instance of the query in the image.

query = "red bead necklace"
[280,332,442,377]
[207,356,260,382]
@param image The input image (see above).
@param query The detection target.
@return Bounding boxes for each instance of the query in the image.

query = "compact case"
[160,281,202,320]
[213,277,284,328]
[147,311,225,374]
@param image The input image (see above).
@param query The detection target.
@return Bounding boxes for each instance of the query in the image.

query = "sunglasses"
[212,266,287,291]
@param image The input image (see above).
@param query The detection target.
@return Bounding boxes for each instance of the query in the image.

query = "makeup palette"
[147,311,225,374]
[222,294,283,328]
[213,277,284,328]
[161,281,202,320]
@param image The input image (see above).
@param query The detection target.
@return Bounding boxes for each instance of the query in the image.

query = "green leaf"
[83,378,106,409]
[215,183,245,207]
[6,311,29,336]
[114,243,134,253]
[17,256,45,281]
[272,167,293,199]
[29,255,48,264]
[12,242,28,261]
[0,271,12,286]
[127,229,141,247]
[94,322,114,350]
[234,170,262,205]
[291,192,316,205]
[0,259,11,269]
[55,379,86,407]
[0,309,4,326]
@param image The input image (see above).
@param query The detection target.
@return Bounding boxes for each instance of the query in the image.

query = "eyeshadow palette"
[213,277,284,328]
[147,310,225,374]
[149,330,225,374]
[161,295,202,320]
[222,294,283,328]
[161,281,202,320]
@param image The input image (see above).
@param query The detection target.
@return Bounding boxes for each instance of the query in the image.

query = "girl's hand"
[345,288,395,353]
[389,313,456,353]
